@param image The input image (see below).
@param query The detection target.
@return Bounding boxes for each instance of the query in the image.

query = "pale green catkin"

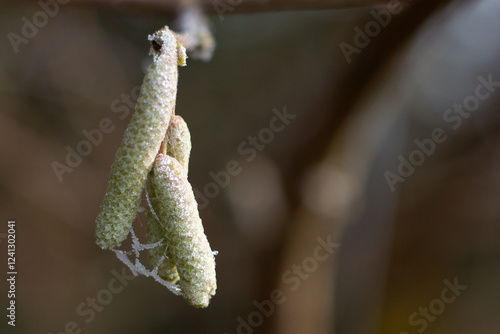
[147,115,191,281]
[150,154,216,307]
[166,115,191,175]
[146,183,180,283]
[95,27,186,250]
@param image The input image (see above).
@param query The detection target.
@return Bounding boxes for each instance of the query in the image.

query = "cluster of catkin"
[95,26,216,308]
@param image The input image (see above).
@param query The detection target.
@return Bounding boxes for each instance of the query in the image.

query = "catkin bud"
[95,27,186,250]
[151,154,216,307]
[166,115,191,175]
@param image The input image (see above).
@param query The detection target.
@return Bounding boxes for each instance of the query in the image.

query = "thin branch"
[16,0,388,16]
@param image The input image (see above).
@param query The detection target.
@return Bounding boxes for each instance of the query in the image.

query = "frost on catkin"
[95,27,184,250]
[166,115,191,175]
[147,182,180,283]
[151,154,216,307]
[147,115,191,281]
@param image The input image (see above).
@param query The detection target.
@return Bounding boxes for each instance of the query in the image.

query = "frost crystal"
[112,229,182,295]
[147,115,192,283]
[95,27,181,249]
[146,185,180,283]
[95,25,217,307]
[175,5,216,62]
[150,154,217,307]
[166,115,191,175]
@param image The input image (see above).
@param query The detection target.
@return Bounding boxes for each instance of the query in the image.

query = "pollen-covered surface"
[151,154,217,307]
[147,183,180,283]
[95,28,180,250]
[166,115,191,175]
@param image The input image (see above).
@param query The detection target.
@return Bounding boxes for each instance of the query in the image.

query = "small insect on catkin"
[150,154,216,307]
[147,116,191,281]
[95,27,187,250]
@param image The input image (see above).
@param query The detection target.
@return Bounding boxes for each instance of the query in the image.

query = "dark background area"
[1,0,499,333]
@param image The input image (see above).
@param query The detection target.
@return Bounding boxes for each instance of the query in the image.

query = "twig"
[16,0,389,16]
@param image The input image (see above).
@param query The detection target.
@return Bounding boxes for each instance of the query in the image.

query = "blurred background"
[1,0,500,333]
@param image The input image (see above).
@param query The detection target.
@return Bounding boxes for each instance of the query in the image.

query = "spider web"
[110,190,182,295]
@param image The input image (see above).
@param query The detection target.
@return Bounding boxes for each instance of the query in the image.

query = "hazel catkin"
[147,115,191,282]
[150,154,216,307]
[146,181,181,283]
[95,27,186,250]
[166,115,191,175]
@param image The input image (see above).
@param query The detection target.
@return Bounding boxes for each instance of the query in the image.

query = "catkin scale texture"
[95,28,180,250]
[147,115,191,281]
[166,115,191,175]
[147,182,180,283]
[151,154,216,307]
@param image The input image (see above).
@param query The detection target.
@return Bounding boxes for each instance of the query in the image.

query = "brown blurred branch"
[16,0,388,16]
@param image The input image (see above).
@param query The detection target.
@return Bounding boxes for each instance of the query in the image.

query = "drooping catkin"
[166,115,191,174]
[147,115,191,281]
[150,154,216,307]
[146,183,180,283]
[95,27,186,250]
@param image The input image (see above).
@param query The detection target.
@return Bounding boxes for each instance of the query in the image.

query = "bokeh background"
[1,0,500,333]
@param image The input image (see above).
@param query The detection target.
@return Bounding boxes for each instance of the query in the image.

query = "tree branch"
[17,0,388,16]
